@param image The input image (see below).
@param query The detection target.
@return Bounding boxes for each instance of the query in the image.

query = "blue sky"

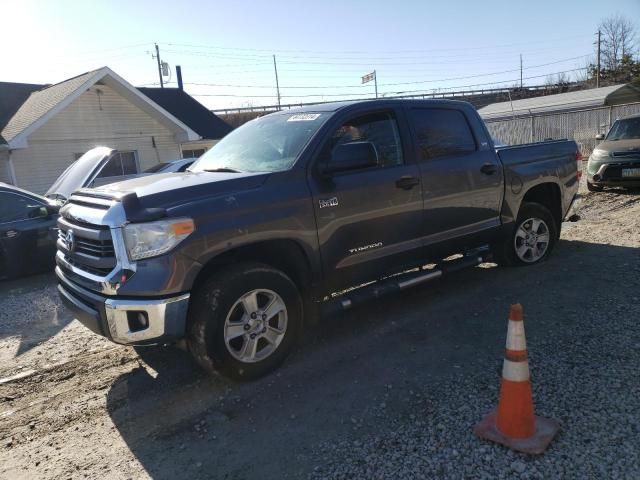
[2,0,639,109]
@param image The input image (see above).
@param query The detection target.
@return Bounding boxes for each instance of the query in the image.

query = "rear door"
[406,107,503,251]
[308,109,423,292]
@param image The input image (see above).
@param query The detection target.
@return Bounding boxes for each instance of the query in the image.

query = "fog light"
[127,311,149,332]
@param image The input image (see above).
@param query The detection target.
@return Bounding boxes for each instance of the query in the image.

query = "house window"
[96,151,139,178]
[182,148,206,159]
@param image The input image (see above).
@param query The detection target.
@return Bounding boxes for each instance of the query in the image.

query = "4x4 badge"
[319,197,339,209]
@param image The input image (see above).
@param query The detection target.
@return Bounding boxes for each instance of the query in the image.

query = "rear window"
[409,109,476,160]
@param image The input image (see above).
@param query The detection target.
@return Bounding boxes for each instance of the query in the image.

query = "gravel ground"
[0,183,639,479]
[0,274,113,379]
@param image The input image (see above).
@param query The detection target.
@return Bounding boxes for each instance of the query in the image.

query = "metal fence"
[484,102,640,155]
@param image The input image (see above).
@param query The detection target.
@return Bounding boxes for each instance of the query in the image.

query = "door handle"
[480,163,498,175]
[395,176,420,190]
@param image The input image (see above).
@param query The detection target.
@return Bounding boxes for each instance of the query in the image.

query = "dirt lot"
[1,185,639,480]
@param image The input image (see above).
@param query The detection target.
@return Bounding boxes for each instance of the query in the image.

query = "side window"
[96,151,139,178]
[0,193,45,223]
[182,148,206,159]
[326,112,403,167]
[410,109,476,160]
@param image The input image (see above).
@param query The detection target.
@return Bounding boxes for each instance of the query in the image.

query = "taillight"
[576,150,583,180]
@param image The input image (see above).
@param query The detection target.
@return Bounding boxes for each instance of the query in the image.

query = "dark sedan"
[0,183,60,279]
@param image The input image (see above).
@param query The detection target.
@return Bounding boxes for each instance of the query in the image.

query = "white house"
[0,67,232,194]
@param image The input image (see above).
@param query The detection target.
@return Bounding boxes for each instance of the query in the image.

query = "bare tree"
[599,15,637,70]
[545,71,571,86]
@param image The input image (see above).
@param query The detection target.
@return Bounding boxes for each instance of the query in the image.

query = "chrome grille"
[57,216,116,276]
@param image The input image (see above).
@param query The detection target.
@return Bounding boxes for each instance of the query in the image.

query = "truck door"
[308,109,423,293]
[406,107,503,252]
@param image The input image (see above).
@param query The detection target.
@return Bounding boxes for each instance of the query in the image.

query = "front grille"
[57,216,117,277]
[612,151,640,158]
[601,163,640,181]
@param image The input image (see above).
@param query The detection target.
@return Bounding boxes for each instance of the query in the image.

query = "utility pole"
[154,43,164,88]
[520,54,523,89]
[596,30,601,88]
[374,70,378,98]
[273,55,281,110]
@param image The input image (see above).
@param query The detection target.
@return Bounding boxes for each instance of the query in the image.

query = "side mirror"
[27,206,49,219]
[323,142,379,175]
[47,204,60,216]
[595,133,605,141]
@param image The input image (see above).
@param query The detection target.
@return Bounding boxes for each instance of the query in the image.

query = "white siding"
[0,150,11,184]
[11,85,182,194]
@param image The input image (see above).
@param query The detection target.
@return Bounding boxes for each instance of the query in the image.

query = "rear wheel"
[187,262,302,380]
[493,202,558,267]
[587,181,603,192]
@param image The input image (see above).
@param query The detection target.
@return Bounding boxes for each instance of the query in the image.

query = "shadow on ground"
[0,272,74,356]
[104,238,638,479]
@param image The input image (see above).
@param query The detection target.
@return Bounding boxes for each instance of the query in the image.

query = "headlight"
[589,149,610,161]
[123,218,194,261]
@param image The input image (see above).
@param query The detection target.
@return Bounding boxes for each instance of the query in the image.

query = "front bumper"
[56,266,190,345]
[588,161,640,187]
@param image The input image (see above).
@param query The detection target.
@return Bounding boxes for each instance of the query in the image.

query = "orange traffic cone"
[474,304,559,454]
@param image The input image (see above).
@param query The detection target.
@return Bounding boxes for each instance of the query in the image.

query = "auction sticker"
[287,113,321,122]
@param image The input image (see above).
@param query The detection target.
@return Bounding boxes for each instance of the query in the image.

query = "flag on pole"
[361,71,376,84]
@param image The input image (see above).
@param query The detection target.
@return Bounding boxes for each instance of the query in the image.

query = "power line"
[161,34,590,55]
[190,67,588,99]
[161,44,590,62]
[160,48,590,67]
[167,55,591,90]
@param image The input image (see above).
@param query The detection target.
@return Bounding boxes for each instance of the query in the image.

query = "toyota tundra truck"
[55,99,580,379]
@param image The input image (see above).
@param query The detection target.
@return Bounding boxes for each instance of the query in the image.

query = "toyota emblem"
[65,230,75,252]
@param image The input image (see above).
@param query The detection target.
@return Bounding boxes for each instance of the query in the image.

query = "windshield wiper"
[203,167,244,173]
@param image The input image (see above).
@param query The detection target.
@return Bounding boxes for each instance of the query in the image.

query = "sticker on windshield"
[287,113,321,122]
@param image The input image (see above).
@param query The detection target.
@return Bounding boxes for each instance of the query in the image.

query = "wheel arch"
[190,239,317,298]
[519,182,563,235]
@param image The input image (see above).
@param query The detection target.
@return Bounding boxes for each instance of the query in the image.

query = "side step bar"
[321,252,491,315]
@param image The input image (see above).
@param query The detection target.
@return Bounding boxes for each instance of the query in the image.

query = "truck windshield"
[190,112,329,173]
[607,117,640,140]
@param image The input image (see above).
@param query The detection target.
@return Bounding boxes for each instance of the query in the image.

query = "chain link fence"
[484,102,640,155]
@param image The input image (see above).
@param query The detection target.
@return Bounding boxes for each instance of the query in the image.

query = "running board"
[321,252,491,315]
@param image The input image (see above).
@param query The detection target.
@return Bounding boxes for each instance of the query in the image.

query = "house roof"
[0,67,200,149]
[1,71,97,145]
[478,84,640,120]
[0,81,45,144]
[138,87,232,140]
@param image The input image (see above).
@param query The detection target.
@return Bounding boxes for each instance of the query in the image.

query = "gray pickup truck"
[55,99,580,379]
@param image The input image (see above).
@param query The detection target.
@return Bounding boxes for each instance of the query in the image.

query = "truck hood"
[86,170,270,208]
[596,139,640,155]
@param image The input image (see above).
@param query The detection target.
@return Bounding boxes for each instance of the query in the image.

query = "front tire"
[493,202,558,267]
[187,262,302,380]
